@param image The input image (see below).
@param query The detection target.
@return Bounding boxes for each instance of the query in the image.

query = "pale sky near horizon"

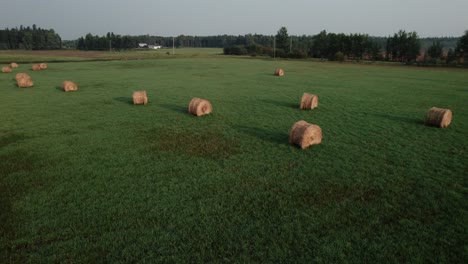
[1,0,467,40]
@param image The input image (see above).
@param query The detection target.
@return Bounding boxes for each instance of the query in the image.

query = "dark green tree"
[310,30,328,59]
[445,49,457,64]
[427,40,443,59]
[386,30,421,62]
[455,30,468,62]
[275,26,289,52]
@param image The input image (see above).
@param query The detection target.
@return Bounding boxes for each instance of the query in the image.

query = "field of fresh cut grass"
[0,51,467,263]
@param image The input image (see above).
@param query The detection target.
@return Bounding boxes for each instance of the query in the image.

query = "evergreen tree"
[275,27,289,52]
[455,30,468,61]
[427,40,443,59]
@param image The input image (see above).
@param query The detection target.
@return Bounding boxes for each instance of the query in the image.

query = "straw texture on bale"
[289,120,322,149]
[2,67,12,73]
[15,73,31,82]
[188,98,212,116]
[300,93,319,110]
[17,78,33,88]
[32,64,41,71]
[39,63,48,69]
[10,62,19,68]
[274,68,284,76]
[425,107,452,128]
[61,81,78,92]
[132,90,148,105]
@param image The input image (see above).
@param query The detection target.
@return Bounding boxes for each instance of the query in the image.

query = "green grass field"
[1,50,467,263]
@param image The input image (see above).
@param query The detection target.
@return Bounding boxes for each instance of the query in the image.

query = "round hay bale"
[300,93,319,110]
[274,68,284,76]
[17,78,33,88]
[15,73,31,82]
[61,81,78,92]
[2,67,12,73]
[289,120,322,149]
[425,107,452,128]
[188,98,212,116]
[39,63,47,69]
[10,62,19,68]
[132,90,148,105]
[32,64,41,71]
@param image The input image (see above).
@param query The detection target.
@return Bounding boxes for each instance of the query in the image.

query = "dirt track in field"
[0,50,146,59]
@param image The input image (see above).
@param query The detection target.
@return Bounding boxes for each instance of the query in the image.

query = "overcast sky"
[1,0,467,40]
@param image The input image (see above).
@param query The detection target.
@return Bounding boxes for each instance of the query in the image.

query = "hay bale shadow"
[234,125,289,145]
[114,97,133,105]
[371,113,424,125]
[260,99,298,109]
[160,103,187,114]
[55,86,62,91]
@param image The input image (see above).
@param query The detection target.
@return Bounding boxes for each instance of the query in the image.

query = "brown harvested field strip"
[0,50,151,61]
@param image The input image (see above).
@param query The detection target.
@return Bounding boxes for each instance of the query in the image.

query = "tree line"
[224,27,468,64]
[73,33,277,51]
[0,25,62,50]
[1,25,467,64]
[66,28,468,64]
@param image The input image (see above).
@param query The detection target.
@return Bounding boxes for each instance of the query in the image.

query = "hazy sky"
[1,0,467,40]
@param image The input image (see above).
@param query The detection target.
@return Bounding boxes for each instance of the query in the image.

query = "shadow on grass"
[160,103,187,114]
[371,113,424,125]
[260,99,298,109]
[114,97,133,105]
[55,86,63,91]
[262,73,278,77]
[234,125,289,145]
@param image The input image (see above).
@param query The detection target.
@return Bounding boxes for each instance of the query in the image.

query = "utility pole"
[109,39,112,52]
[290,36,292,53]
[273,36,276,59]
[172,37,175,55]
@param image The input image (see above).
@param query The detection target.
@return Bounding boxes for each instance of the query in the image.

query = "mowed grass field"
[1,51,467,263]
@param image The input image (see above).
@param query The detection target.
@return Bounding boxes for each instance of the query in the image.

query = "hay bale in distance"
[32,64,41,71]
[15,73,31,82]
[132,90,148,105]
[61,81,78,92]
[274,68,284,76]
[39,63,48,69]
[2,67,12,73]
[289,120,322,149]
[16,72,33,88]
[10,63,19,68]
[425,107,452,128]
[300,93,319,110]
[188,98,212,116]
[17,78,34,88]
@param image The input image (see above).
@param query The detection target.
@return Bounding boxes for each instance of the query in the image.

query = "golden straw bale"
[274,68,284,76]
[15,73,31,81]
[132,90,148,105]
[425,107,452,128]
[289,120,322,149]
[2,67,12,73]
[32,64,41,71]
[10,62,19,68]
[300,93,319,110]
[17,78,34,88]
[61,81,78,92]
[39,63,47,69]
[188,98,212,116]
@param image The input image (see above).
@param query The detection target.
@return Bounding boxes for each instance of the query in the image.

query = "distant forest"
[64,33,460,52]
[1,25,466,64]
[0,25,61,50]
